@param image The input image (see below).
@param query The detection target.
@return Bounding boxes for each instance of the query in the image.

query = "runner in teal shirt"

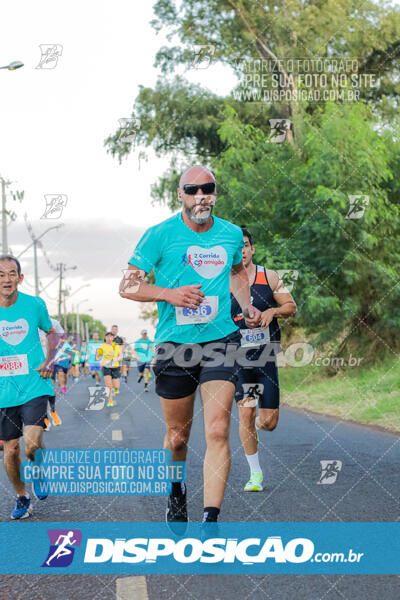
[128,212,244,344]
[120,165,260,528]
[134,336,154,363]
[0,256,57,519]
[0,291,53,408]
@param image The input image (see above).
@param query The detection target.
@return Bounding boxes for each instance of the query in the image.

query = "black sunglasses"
[182,182,216,195]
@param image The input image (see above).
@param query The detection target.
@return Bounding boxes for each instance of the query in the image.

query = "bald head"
[179,165,215,189]
[178,164,217,226]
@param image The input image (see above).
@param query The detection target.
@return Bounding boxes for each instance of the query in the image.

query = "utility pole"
[1,177,10,254]
[33,239,39,295]
[63,290,67,331]
[57,263,64,321]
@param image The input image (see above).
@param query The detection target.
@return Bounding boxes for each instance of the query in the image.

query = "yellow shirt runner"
[96,342,121,368]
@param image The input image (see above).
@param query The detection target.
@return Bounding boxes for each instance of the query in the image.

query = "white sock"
[246,451,261,473]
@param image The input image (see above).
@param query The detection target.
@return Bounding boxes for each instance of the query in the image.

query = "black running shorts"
[102,366,121,379]
[235,359,279,409]
[0,395,49,441]
[153,330,242,399]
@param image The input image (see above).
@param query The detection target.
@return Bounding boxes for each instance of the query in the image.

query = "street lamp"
[0,61,24,70]
[67,283,90,299]
[16,224,64,296]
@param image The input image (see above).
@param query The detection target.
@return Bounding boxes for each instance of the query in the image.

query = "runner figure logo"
[317,460,343,484]
[41,194,68,219]
[86,387,108,410]
[346,195,370,220]
[42,529,82,567]
[276,270,299,293]
[36,44,63,69]
[269,119,291,143]
[238,383,264,407]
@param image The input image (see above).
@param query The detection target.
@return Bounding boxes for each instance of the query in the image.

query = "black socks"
[202,506,220,522]
[171,482,186,497]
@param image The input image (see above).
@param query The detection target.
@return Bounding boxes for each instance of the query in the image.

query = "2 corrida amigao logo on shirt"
[0,319,29,345]
[181,245,227,278]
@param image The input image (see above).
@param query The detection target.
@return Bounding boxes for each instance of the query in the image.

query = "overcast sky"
[0,0,236,342]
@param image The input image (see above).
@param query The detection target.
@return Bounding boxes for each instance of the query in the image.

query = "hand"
[243,305,262,328]
[165,284,204,308]
[36,361,53,379]
[259,308,276,328]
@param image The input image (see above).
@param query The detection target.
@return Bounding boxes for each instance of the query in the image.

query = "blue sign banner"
[0,522,398,574]
[20,449,185,496]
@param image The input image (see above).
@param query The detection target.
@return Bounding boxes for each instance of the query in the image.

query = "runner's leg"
[238,405,258,454]
[201,380,235,510]
[3,439,25,496]
[256,408,279,431]
[160,393,195,461]
[161,393,195,525]
[23,425,44,462]
[103,375,113,400]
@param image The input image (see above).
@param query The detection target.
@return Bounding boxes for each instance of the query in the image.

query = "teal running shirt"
[128,213,243,344]
[0,292,54,408]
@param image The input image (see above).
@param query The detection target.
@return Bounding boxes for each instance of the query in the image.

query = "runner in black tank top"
[231,227,297,492]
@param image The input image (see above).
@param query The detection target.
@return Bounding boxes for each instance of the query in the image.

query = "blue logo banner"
[0,522,398,574]
[20,449,185,496]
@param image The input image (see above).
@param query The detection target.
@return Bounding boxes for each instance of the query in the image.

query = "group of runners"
[40,324,154,411]
[0,163,296,523]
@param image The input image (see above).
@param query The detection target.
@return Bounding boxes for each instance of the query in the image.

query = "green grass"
[279,356,400,432]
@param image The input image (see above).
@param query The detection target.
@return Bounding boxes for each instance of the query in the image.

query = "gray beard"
[184,204,213,225]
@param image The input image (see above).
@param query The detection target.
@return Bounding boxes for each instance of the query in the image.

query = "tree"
[105,0,400,355]
[214,102,400,355]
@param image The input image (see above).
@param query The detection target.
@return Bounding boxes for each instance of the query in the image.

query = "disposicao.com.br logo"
[83,535,363,566]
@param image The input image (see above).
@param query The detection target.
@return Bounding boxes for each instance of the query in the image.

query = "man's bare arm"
[259,270,297,328]
[230,262,261,328]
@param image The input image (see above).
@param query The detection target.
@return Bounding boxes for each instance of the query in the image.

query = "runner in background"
[71,343,81,382]
[134,329,154,392]
[80,340,88,376]
[39,318,64,429]
[121,336,134,383]
[96,332,122,406]
[231,226,297,492]
[53,335,73,394]
[111,326,124,392]
[111,324,124,346]
[87,332,102,385]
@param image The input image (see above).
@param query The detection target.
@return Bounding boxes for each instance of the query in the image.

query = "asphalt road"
[0,371,398,599]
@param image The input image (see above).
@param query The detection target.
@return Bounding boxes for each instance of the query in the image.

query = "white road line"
[116,576,148,600]
[110,412,120,420]
[112,429,123,441]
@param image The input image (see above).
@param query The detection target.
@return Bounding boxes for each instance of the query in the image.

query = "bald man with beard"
[120,165,261,530]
